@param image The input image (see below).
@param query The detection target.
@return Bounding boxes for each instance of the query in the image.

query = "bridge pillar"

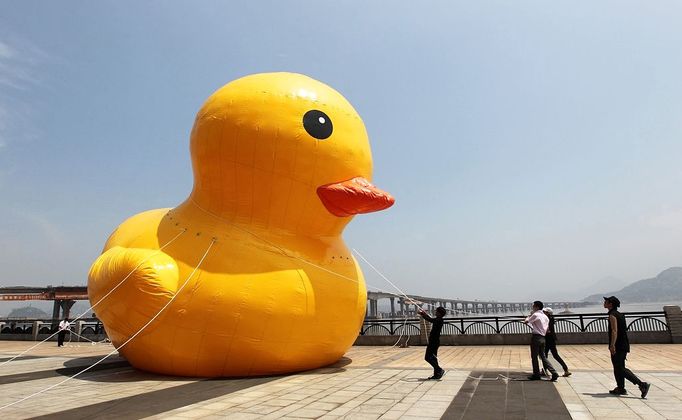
[61,300,75,319]
[51,301,60,330]
[52,299,76,330]
[389,297,395,317]
[366,298,376,318]
[32,321,41,341]
[76,321,85,342]
[419,315,429,345]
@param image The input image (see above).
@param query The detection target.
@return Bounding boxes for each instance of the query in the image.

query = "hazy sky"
[1,1,681,302]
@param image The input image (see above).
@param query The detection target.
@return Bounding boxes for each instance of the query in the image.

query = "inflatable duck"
[88,73,394,377]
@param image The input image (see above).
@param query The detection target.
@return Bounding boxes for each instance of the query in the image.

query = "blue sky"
[1,1,682,302]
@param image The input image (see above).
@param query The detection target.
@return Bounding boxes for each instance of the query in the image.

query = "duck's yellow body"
[88,73,394,377]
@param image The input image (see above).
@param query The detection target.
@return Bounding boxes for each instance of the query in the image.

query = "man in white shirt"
[523,301,558,381]
[57,318,70,347]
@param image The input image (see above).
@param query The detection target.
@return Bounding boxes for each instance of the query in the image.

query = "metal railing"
[0,318,105,335]
[360,311,669,336]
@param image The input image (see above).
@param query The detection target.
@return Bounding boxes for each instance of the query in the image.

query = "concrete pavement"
[0,342,680,419]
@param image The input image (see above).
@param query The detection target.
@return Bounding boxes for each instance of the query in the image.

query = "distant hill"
[583,267,682,303]
[7,306,50,319]
[553,275,628,301]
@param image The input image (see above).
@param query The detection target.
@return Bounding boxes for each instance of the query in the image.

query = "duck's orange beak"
[317,177,395,217]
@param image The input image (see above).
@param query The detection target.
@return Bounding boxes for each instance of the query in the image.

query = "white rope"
[68,330,106,344]
[351,251,546,381]
[352,249,413,303]
[187,198,429,308]
[0,238,215,412]
[187,200,489,334]
[0,228,186,369]
[391,314,409,347]
[353,249,495,318]
[187,199,487,327]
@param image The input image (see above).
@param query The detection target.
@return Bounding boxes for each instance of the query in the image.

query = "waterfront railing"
[0,317,107,341]
[360,311,668,336]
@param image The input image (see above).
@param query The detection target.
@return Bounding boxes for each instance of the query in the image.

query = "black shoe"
[639,382,650,399]
[609,387,627,395]
[550,373,559,382]
[434,369,446,379]
[527,375,542,381]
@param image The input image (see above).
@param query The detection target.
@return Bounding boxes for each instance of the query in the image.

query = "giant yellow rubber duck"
[88,73,394,377]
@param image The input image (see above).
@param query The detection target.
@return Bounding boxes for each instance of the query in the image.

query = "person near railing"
[418,306,446,380]
[57,318,70,347]
[542,307,571,377]
[604,296,650,398]
[523,301,558,381]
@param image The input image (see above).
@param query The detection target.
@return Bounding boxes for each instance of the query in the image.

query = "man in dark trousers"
[604,296,651,398]
[523,300,558,381]
[543,307,571,377]
[418,306,446,380]
[57,318,70,347]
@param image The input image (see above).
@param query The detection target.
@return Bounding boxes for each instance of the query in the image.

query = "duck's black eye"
[303,110,333,140]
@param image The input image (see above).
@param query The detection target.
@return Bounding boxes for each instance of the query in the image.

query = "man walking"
[543,307,571,377]
[604,296,651,398]
[524,301,558,381]
[418,306,446,380]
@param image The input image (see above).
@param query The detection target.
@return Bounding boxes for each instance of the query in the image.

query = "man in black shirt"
[604,296,651,398]
[543,307,571,377]
[418,306,446,380]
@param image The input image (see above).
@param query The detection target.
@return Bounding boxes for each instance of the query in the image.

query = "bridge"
[0,286,88,322]
[366,291,590,318]
[0,286,590,320]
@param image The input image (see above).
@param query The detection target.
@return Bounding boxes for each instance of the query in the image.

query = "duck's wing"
[88,247,179,344]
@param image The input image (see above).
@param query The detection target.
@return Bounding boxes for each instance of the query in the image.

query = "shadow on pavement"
[32,376,278,420]
[58,355,352,382]
[582,392,640,399]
